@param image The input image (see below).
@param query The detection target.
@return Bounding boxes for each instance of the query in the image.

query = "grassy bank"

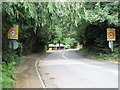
[46,50,57,52]
[77,48,119,62]
[2,51,24,88]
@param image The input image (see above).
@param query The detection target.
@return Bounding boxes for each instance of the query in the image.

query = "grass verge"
[46,50,57,52]
[2,51,24,88]
[77,48,119,62]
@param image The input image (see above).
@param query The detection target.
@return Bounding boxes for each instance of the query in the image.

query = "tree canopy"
[2,1,119,54]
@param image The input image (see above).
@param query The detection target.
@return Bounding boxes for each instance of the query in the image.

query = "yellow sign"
[8,25,18,39]
[107,28,116,41]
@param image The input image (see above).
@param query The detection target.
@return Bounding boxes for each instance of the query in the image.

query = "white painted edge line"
[35,60,46,88]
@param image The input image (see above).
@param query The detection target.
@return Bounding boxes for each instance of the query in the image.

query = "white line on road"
[62,53,69,60]
[35,60,46,88]
[79,62,118,75]
[61,53,118,75]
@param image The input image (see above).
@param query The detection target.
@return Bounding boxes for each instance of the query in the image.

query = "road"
[37,49,118,88]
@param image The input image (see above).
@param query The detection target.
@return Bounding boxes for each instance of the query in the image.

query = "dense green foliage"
[2,2,119,54]
[78,48,119,61]
[2,1,119,88]
[2,62,16,88]
[2,50,23,88]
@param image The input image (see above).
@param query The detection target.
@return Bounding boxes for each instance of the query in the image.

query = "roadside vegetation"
[1,1,120,88]
[77,48,119,62]
[2,50,23,88]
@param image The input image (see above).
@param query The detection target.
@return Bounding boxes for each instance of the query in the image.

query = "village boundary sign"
[107,28,116,41]
[8,25,19,50]
[107,28,116,52]
[8,25,18,39]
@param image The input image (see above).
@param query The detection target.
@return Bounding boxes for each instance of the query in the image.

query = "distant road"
[37,49,118,88]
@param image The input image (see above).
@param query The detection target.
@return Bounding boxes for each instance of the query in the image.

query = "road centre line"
[61,52,118,75]
[79,62,118,75]
[61,53,69,60]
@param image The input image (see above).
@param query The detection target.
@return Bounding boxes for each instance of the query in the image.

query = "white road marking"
[35,60,46,88]
[61,52,118,75]
[62,53,69,60]
[79,62,118,75]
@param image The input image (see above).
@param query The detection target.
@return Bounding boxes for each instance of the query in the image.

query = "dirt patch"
[14,53,44,88]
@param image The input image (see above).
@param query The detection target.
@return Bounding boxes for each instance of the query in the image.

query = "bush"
[77,48,118,61]
[15,42,23,57]
[2,50,23,65]
[2,62,16,88]
[63,38,78,49]
[97,53,118,60]
[2,50,23,88]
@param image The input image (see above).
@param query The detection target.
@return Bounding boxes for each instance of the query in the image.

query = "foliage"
[2,2,119,54]
[0,64,2,89]
[2,50,23,88]
[63,37,78,48]
[2,50,23,65]
[78,48,118,61]
[97,53,118,60]
[77,48,97,57]
[2,62,16,88]
[15,42,23,57]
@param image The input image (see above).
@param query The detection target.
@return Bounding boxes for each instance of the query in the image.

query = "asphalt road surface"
[38,49,118,88]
